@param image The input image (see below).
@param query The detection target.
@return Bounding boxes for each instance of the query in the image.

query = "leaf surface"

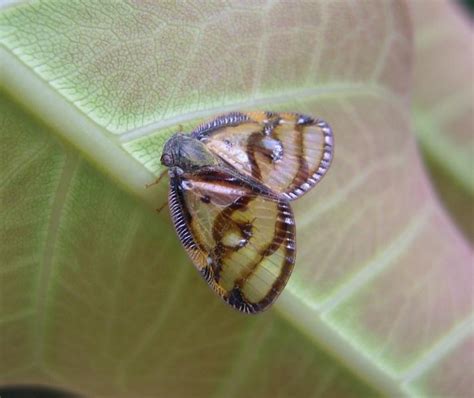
[0,1,472,397]
[410,0,474,241]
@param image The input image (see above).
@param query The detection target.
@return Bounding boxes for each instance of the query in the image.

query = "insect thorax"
[162,134,219,172]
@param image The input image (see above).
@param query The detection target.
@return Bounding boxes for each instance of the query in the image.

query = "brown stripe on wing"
[286,119,311,199]
[210,194,253,280]
[284,116,334,200]
[249,200,296,312]
[262,200,294,257]
[224,200,296,314]
[246,132,263,180]
[246,112,281,181]
[251,247,295,312]
[245,115,284,179]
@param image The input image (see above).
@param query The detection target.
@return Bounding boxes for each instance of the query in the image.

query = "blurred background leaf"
[0,1,472,397]
[411,0,474,242]
[458,0,474,15]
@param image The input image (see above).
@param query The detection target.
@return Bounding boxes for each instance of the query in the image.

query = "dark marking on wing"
[263,114,281,136]
[200,264,214,283]
[289,121,310,191]
[247,132,264,180]
[210,195,253,280]
[200,194,211,204]
[261,200,292,257]
[239,222,253,242]
[227,286,258,314]
[296,113,314,126]
[233,200,294,294]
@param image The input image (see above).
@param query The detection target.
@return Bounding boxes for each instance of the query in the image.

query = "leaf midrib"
[0,45,408,209]
[0,38,446,397]
[118,82,403,143]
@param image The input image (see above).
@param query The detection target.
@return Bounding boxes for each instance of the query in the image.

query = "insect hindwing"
[168,168,295,314]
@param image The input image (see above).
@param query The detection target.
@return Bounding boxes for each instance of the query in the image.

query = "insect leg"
[156,200,168,214]
[145,169,167,189]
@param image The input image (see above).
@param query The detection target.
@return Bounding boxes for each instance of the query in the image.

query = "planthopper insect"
[157,111,333,313]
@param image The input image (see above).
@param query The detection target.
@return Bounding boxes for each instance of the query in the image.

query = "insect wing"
[193,112,333,200]
[168,169,295,313]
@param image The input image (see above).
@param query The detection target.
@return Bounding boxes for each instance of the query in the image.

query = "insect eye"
[161,153,173,166]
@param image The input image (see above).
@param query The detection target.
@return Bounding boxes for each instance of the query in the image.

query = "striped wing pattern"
[168,169,295,313]
[193,111,333,200]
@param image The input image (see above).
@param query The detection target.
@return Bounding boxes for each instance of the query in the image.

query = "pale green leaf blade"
[410,0,474,241]
[0,91,377,397]
[0,1,472,397]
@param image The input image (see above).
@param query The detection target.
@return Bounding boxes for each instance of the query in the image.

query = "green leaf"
[0,1,472,397]
[411,0,474,242]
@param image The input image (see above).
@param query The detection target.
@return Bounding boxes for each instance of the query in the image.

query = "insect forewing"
[168,168,295,314]
[193,112,333,200]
